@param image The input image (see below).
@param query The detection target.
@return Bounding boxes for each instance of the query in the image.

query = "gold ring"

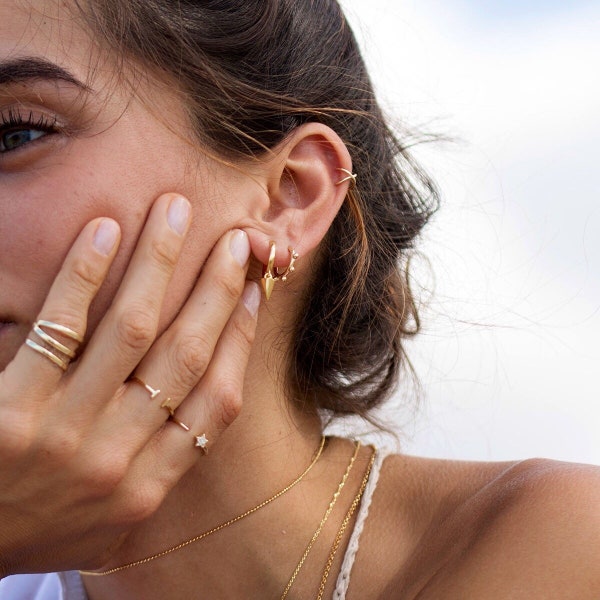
[168,416,209,454]
[130,376,161,400]
[26,320,83,371]
[160,397,176,417]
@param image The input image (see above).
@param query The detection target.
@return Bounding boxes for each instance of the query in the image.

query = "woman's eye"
[0,128,48,153]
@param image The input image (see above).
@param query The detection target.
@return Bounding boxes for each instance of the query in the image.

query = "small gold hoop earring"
[335,168,357,187]
[261,241,299,300]
[275,248,299,282]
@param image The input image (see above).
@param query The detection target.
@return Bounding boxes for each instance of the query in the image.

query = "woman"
[0,0,598,598]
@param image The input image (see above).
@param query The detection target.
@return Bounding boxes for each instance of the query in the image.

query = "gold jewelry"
[280,440,361,600]
[261,241,299,300]
[26,320,83,371]
[80,436,328,577]
[167,415,208,453]
[160,397,175,417]
[130,376,161,400]
[316,446,377,600]
[335,168,357,187]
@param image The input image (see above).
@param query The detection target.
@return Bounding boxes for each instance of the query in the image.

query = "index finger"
[4,218,120,398]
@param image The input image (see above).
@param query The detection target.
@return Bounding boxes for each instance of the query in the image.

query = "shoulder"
[445,458,600,598]
[353,454,600,599]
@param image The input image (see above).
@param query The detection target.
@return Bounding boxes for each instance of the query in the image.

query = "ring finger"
[98,229,251,446]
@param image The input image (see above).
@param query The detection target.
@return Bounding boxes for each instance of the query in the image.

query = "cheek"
[0,130,239,340]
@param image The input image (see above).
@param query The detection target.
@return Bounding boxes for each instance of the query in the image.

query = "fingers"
[71,194,192,407]
[102,229,253,442]
[126,281,261,495]
[5,218,121,397]
[176,281,262,438]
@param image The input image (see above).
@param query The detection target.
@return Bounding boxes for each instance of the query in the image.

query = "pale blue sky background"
[336,1,600,464]
[452,0,594,21]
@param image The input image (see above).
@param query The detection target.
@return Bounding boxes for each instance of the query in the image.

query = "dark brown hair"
[76,0,439,417]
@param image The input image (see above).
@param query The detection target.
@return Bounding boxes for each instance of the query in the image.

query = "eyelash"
[0,107,60,150]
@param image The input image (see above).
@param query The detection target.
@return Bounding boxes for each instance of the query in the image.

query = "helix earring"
[261,241,299,300]
[335,168,358,187]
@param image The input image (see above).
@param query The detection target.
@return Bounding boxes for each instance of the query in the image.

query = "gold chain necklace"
[80,436,327,577]
[316,446,377,599]
[280,440,361,599]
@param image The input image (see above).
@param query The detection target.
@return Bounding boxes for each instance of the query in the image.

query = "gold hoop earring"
[335,168,357,187]
[261,241,299,300]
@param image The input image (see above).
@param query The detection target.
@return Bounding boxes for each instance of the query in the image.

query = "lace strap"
[332,447,389,599]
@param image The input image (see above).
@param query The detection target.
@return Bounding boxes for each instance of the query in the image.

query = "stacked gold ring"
[26,320,83,371]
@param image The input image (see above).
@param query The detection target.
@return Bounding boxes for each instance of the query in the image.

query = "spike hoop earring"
[261,241,299,300]
[335,168,357,187]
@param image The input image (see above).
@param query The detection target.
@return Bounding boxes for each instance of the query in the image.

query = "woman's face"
[0,1,250,370]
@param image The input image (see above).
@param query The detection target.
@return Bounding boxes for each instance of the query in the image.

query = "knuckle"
[120,484,163,524]
[69,255,104,295]
[214,271,243,305]
[231,311,257,350]
[216,384,243,429]
[41,426,81,464]
[149,238,180,273]
[115,306,157,353]
[86,454,129,495]
[0,413,36,459]
[172,334,211,387]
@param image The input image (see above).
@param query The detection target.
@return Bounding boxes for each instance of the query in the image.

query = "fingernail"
[93,219,119,256]
[242,282,261,317]
[230,230,250,266]
[167,196,191,236]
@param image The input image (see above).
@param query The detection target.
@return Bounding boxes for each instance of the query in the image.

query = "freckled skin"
[0,2,249,370]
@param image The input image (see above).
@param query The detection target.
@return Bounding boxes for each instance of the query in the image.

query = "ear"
[245,123,354,268]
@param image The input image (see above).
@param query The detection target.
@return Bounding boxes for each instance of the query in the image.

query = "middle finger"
[98,228,251,442]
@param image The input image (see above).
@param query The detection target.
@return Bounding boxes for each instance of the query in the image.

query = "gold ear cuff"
[335,167,357,187]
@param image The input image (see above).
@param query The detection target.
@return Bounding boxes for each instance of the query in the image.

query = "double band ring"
[26,320,83,371]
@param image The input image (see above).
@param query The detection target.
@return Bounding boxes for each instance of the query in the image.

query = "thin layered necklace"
[80,436,377,599]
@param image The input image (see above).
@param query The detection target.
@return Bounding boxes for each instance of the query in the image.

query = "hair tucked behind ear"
[76,0,439,417]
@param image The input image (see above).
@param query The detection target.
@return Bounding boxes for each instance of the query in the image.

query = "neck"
[82,435,368,599]
[82,304,372,599]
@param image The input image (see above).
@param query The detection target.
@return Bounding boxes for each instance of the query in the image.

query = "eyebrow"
[0,57,90,90]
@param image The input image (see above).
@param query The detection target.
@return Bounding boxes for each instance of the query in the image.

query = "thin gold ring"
[25,339,69,371]
[168,416,209,454]
[33,324,76,358]
[36,319,83,343]
[130,376,161,400]
[160,398,176,417]
[169,415,190,432]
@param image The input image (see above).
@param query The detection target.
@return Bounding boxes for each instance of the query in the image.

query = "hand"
[0,193,260,576]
